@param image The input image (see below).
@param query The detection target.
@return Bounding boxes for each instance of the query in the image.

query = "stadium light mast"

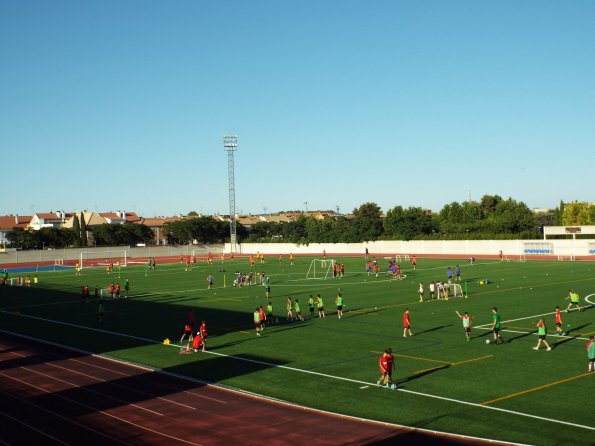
[224,135,238,254]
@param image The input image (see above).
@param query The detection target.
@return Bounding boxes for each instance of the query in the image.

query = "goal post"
[81,250,128,269]
[448,283,464,298]
[306,259,335,280]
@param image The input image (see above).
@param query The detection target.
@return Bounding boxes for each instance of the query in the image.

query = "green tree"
[479,195,503,218]
[384,206,434,240]
[562,202,592,226]
[80,212,88,247]
[351,202,383,242]
[72,214,81,246]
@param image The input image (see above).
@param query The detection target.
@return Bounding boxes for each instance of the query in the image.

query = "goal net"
[395,254,410,262]
[306,259,335,280]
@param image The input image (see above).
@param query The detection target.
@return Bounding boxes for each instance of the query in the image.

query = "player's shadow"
[504,331,534,343]
[551,335,580,348]
[566,323,590,335]
[398,364,450,386]
[415,324,452,335]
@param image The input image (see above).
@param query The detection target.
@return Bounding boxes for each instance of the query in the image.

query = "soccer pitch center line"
[1,311,593,432]
[482,372,593,406]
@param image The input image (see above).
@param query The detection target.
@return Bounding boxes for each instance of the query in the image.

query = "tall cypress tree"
[72,214,81,247]
[80,212,88,247]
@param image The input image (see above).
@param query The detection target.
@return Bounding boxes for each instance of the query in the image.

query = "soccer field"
[1,255,594,445]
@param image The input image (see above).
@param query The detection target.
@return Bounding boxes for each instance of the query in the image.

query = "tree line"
[247,197,595,243]
[4,197,594,249]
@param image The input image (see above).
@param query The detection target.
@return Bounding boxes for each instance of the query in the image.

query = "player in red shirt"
[180,324,193,343]
[385,348,396,388]
[411,256,417,270]
[199,320,207,337]
[377,349,396,389]
[279,254,283,264]
[180,253,184,263]
[187,309,195,331]
[290,253,294,266]
[554,306,565,336]
[192,333,206,352]
[258,305,267,330]
[403,309,413,337]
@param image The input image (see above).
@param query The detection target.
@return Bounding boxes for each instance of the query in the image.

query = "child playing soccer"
[533,318,552,351]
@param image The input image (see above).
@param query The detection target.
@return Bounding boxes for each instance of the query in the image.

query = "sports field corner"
[1,254,594,445]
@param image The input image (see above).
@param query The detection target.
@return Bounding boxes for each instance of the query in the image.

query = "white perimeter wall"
[227,239,595,257]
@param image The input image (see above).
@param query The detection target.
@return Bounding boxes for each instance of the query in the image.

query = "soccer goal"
[395,254,410,262]
[81,250,127,269]
[557,254,575,261]
[9,277,23,286]
[306,259,335,280]
[448,283,464,298]
[54,259,64,266]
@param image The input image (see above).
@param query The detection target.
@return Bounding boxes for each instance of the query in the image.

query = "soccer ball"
[485,339,491,344]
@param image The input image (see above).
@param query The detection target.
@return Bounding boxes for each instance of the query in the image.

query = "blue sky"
[2,1,594,217]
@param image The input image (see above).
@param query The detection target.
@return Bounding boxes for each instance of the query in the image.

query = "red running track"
[0,332,490,446]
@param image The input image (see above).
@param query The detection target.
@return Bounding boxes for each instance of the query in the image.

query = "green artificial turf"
[1,255,594,445]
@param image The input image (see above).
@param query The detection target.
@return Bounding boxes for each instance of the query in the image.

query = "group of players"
[179,309,208,353]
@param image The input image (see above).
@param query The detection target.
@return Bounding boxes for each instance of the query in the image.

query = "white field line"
[0,312,593,432]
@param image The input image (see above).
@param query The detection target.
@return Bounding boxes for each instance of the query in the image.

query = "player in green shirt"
[565,290,583,312]
[308,295,315,318]
[316,294,326,318]
[455,310,473,341]
[490,307,504,344]
[335,293,344,319]
[587,336,595,372]
[532,318,552,351]
[294,299,304,321]
[266,302,274,324]
[253,308,262,336]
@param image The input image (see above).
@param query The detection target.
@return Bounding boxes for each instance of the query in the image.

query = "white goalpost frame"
[80,250,128,270]
[395,254,410,263]
[449,283,464,298]
[306,259,335,280]
[54,259,64,266]
[557,254,575,261]
[9,277,23,286]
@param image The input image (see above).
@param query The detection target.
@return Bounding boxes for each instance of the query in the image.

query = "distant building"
[0,215,32,246]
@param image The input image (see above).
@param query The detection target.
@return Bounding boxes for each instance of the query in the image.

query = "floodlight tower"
[224,135,238,253]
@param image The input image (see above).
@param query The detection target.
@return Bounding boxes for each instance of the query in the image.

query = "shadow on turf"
[566,322,590,335]
[359,423,485,446]
[0,283,307,357]
[415,324,452,335]
[397,364,450,386]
